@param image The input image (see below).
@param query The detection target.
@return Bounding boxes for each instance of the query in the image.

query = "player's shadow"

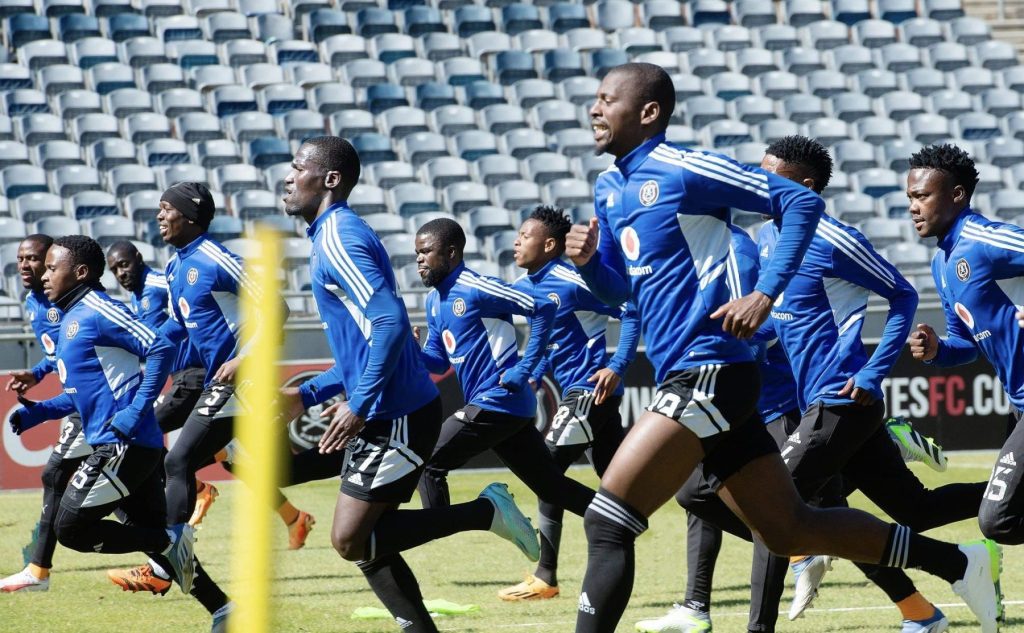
[276,572,354,581]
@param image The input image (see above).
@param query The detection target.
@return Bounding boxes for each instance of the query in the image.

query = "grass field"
[2,452,1020,632]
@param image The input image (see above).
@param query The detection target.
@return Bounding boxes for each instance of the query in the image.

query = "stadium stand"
[0,0,1019,319]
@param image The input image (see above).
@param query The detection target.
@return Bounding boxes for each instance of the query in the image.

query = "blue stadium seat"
[494,50,538,86]
[501,4,542,36]
[547,3,589,34]
[245,137,290,168]
[7,14,52,49]
[454,5,496,38]
[58,13,101,42]
[689,0,731,27]
[832,0,870,26]
[543,48,585,82]
[106,13,149,42]
[157,15,203,41]
[355,7,398,37]
[403,6,445,37]
[590,48,630,78]
[415,82,457,111]
[365,83,407,114]
[350,132,397,164]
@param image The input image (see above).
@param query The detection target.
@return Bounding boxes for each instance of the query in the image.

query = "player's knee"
[754,504,812,556]
[163,447,189,479]
[979,509,1024,545]
[54,513,91,552]
[40,455,65,490]
[330,527,363,561]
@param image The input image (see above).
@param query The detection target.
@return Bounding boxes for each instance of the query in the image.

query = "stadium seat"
[246,137,291,169]
[644,0,685,31]
[211,163,264,195]
[467,31,512,62]
[989,188,1024,219]
[88,215,136,246]
[371,33,416,64]
[589,48,630,78]
[922,0,964,21]
[320,34,368,65]
[854,116,900,144]
[782,93,826,124]
[878,43,924,73]
[904,112,952,143]
[473,154,521,186]
[548,4,589,34]
[494,180,542,211]
[903,67,948,96]
[33,213,81,236]
[87,138,136,170]
[736,0,777,27]
[420,156,470,189]
[544,178,594,209]
[973,40,1018,71]
[756,24,801,51]
[34,140,83,170]
[803,117,851,145]
[487,229,519,266]
[124,113,172,144]
[613,27,662,56]
[75,195,123,227]
[756,119,801,144]
[305,9,349,44]
[830,92,875,123]
[854,19,897,48]
[388,59,436,88]
[390,182,439,217]
[756,71,801,99]
[362,212,406,237]
[804,20,848,50]
[552,128,596,158]
[832,0,870,26]
[342,183,384,215]
[729,95,776,125]
[524,152,573,185]
[58,14,101,43]
[418,32,463,63]
[881,91,926,122]
[157,15,204,42]
[452,130,499,161]
[365,83,408,114]
[860,217,907,248]
[230,190,279,219]
[17,113,67,145]
[429,105,476,136]
[501,4,542,36]
[576,153,615,182]
[853,167,901,198]
[829,44,876,74]
[205,12,251,43]
[953,111,1001,139]
[443,182,491,214]
[0,141,31,169]
[355,7,398,38]
[107,14,151,43]
[854,69,899,98]
[350,132,397,164]
[365,161,415,189]
[885,242,931,274]
[108,164,159,196]
[454,5,496,38]
[833,140,877,173]
[948,16,991,45]
[399,131,449,167]
[140,63,188,95]
[72,112,120,145]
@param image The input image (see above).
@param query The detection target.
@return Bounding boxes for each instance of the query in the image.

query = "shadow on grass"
[275,572,352,582]
[450,580,512,588]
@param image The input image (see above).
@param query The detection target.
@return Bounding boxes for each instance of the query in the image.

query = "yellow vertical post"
[230,228,283,633]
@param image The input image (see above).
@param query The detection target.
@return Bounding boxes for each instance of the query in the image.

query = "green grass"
[1,452,1020,632]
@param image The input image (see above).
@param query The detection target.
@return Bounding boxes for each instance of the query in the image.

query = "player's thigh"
[844,423,928,512]
[717,451,807,548]
[425,405,525,471]
[116,459,169,529]
[60,444,162,521]
[155,368,205,433]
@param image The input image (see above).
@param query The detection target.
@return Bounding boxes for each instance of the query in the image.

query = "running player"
[412,218,597,520]
[0,235,92,593]
[565,62,1000,633]
[497,205,639,601]
[281,136,540,633]
[907,143,1024,545]
[6,235,232,630]
[646,136,985,633]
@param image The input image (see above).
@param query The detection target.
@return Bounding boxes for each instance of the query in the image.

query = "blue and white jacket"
[24,289,61,382]
[128,266,202,373]
[298,202,438,420]
[575,133,824,382]
[421,261,556,418]
[729,225,799,422]
[18,286,173,448]
[759,216,917,410]
[513,259,639,398]
[160,234,258,387]
[928,209,1024,409]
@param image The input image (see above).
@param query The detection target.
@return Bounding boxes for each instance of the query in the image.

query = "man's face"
[759,154,814,190]
[513,219,550,271]
[106,248,143,293]
[156,201,195,248]
[415,233,452,288]
[283,144,328,221]
[907,168,962,239]
[590,71,647,158]
[16,239,48,290]
[42,245,81,301]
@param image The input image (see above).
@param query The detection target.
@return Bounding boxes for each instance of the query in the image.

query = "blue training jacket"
[759,215,918,410]
[729,224,799,422]
[24,289,60,382]
[575,133,824,383]
[513,259,640,398]
[421,261,555,418]
[928,209,1024,409]
[298,202,438,420]
[160,234,258,387]
[128,266,202,373]
[19,287,173,448]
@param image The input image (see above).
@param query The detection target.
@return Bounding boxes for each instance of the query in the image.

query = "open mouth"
[592,122,609,141]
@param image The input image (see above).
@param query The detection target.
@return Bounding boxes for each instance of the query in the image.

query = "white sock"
[148,558,171,580]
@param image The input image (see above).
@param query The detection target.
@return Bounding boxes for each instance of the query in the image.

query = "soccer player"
[565,62,1000,633]
[907,143,1024,545]
[5,235,232,630]
[105,240,218,525]
[412,218,596,520]
[0,234,92,593]
[497,205,639,601]
[281,135,541,633]
[650,137,986,633]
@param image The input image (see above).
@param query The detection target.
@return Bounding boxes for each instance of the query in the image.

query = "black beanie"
[161,182,215,228]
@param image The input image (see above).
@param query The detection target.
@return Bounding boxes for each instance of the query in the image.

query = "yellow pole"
[230,229,282,633]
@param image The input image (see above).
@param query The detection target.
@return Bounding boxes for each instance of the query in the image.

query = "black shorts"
[60,443,163,513]
[648,362,779,488]
[54,412,92,460]
[155,366,207,434]
[546,390,622,449]
[183,380,242,428]
[340,397,443,504]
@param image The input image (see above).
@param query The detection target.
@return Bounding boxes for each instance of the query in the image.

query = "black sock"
[535,499,562,586]
[881,524,967,584]
[367,499,493,559]
[576,488,649,633]
[356,554,438,633]
[856,563,917,603]
[684,512,721,612]
[190,559,229,615]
